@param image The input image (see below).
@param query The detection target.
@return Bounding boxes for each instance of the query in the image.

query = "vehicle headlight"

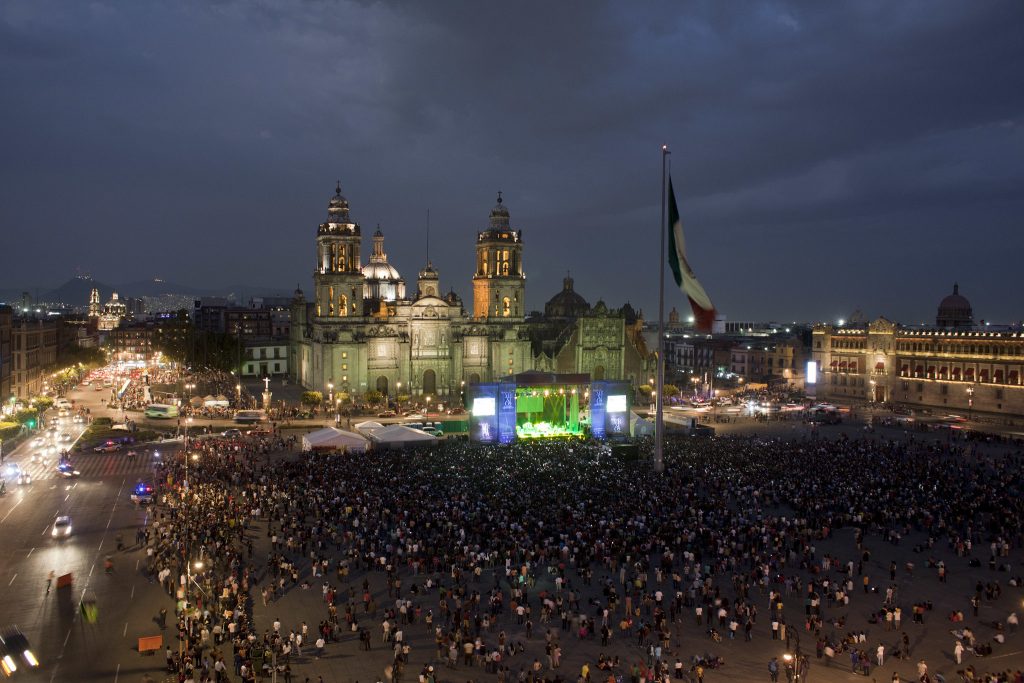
[1,654,17,675]
[23,650,38,667]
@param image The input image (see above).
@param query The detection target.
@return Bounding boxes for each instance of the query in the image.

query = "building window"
[996,389,1004,400]
[940,385,948,395]
[901,381,909,391]
[342,352,348,359]
[342,363,348,371]
[274,363,280,372]
[246,364,254,374]
[916,383,923,392]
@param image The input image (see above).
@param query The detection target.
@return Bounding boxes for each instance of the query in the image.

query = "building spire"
[335,180,341,195]
[497,190,502,204]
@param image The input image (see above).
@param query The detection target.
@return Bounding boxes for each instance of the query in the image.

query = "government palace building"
[812,285,1024,420]
[289,185,651,403]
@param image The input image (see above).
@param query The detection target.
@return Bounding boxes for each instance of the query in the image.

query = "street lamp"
[396,381,402,413]
[967,385,974,421]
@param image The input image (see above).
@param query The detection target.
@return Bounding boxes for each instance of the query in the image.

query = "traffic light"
[26,419,36,429]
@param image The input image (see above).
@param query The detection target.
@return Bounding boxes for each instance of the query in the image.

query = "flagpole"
[654,145,669,473]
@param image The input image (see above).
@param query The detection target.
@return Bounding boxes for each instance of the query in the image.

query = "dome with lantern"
[936,283,973,329]
[361,226,405,301]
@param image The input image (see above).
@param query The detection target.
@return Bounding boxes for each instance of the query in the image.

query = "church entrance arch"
[422,369,437,396]
[593,365,606,380]
[376,376,389,396]
[468,372,481,385]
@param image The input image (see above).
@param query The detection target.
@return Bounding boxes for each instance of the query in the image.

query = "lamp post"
[967,385,974,421]
[396,381,402,413]
[235,383,241,406]
[327,382,334,417]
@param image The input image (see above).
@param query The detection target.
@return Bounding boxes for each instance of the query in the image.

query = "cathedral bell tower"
[314,182,364,318]
[472,193,525,319]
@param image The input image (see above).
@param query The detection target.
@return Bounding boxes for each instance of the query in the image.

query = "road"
[0,383,171,683]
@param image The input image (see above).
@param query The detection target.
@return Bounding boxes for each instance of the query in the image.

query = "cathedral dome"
[544,276,589,320]
[362,261,402,281]
[936,283,973,329]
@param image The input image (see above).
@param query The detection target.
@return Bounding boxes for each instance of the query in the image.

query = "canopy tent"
[189,396,204,407]
[301,427,369,453]
[366,424,438,448]
[204,397,230,408]
[353,421,386,437]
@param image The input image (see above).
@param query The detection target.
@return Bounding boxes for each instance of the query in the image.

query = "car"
[93,441,121,453]
[72,414,84,423]
[376,410,397,418]
[422,427,443,437]
[17,472,32,486]
[404,413,424,420]
[130,482,154,504]
[51,516,72,538]
[4,463,21,478]
[50,518,72,540]
[59,432,73,442]
[0,627,40,673]
[55,463,80,478]
[446,407,466,415]
[30,437,44,448]
[221,428,242,438]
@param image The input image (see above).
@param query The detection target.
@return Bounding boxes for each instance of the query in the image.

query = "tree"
[301,391,323,407]
[364,390,384,406]
[663,384,680,398]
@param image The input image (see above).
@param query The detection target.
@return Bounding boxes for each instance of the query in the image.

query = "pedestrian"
[954,640,964,665]
[876,644,884,667]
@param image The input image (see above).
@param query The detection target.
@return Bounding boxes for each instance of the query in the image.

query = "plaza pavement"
[124,435,1024,683]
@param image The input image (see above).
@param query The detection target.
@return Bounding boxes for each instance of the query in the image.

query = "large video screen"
[472,397,496,417]
[607,394,627,413]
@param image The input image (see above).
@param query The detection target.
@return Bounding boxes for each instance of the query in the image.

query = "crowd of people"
[134,428,1024,683]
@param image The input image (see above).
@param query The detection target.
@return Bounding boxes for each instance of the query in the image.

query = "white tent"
[302,427,369,453]
[367,424,438,448]
[353,421,386,437]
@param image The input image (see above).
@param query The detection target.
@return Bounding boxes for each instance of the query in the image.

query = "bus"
[145,404,179,419]
[234,410,266,424]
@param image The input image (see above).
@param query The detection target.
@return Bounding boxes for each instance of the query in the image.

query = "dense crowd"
[138,431,1024,683]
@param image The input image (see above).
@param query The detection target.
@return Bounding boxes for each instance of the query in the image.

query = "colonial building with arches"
[289,185,651,404]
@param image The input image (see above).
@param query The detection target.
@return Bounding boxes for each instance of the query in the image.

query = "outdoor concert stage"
[467,371,631,444]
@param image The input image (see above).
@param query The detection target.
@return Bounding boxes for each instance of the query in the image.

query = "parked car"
[376,410,397,418]
[93,441,122,453]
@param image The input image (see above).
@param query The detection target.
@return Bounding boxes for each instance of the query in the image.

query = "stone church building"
[289,185,651,403]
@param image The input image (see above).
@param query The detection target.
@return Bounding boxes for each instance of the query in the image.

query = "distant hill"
[42,277,117,306]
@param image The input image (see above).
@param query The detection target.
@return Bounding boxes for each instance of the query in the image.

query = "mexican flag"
[667,176,716,331]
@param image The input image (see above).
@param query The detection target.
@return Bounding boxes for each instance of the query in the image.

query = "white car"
[51,516,72,538]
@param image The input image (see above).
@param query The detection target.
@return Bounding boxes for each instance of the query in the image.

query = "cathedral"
[289,184,651,403]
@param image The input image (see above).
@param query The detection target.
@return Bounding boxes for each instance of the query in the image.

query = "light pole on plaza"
[967,385,974,421]
[396,381,402,413]
[327,382,334,417]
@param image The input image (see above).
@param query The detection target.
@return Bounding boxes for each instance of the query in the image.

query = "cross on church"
[263,377,270,392]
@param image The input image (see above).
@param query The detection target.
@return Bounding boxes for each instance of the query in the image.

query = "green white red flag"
[667,176,716,331]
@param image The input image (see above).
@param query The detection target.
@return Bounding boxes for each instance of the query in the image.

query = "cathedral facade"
[289,185,651,403]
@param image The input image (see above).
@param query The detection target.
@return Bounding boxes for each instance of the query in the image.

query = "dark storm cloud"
[0,0,1021,322]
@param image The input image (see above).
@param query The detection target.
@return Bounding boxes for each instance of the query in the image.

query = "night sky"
[1,1,1022,324]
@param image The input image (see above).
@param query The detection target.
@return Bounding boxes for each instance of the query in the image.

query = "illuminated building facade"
[812,287,1024,420]
[290,185,652,403]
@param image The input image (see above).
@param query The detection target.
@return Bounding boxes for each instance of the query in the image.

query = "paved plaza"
[1,381,1022,683]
